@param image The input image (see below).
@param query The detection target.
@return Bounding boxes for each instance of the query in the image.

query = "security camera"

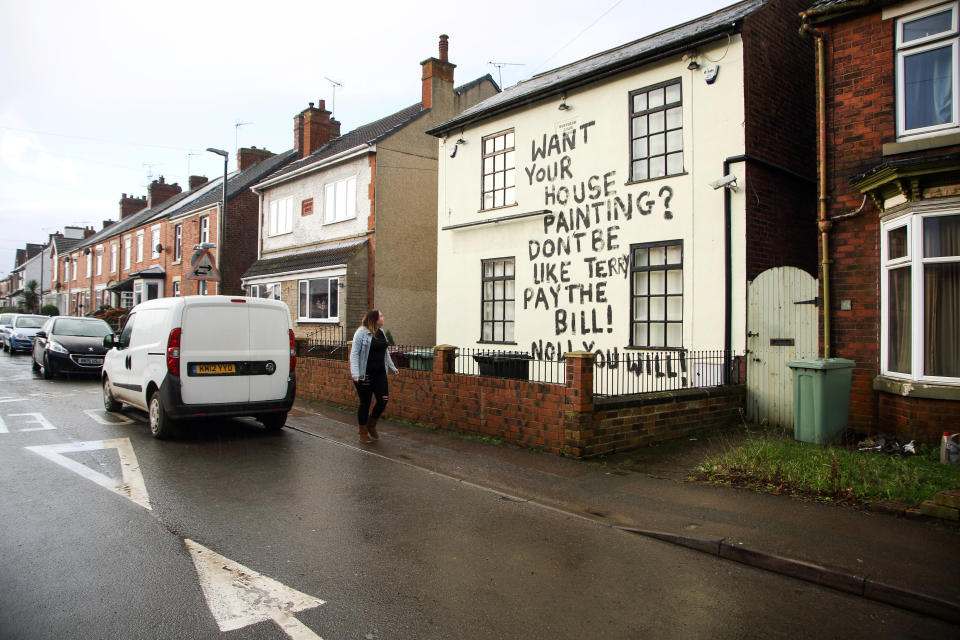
[449,143,458,158]
[709,174,738,191]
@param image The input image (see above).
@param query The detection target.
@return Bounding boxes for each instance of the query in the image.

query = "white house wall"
[436,41,748,368]
[260,155,372,256]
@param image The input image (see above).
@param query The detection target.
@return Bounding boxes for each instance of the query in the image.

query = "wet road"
[0,350,953,639]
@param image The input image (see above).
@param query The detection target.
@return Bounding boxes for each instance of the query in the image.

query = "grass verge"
[691,432,960,506]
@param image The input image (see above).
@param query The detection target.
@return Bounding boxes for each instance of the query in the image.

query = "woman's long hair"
[360,309,380,335]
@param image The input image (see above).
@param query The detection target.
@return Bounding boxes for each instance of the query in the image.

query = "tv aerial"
[488,61,524,88]
[325,77,343,114]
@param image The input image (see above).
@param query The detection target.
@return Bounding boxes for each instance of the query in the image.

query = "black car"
[32,316,114,379]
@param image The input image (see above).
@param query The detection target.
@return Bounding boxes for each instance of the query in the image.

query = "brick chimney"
[421,34,456,110]
[238,146,276,171]
[119,193,147,219]
[294,102,337,159]
[102,220,114,230]
[147,176,182,208]
[189,175,209,190]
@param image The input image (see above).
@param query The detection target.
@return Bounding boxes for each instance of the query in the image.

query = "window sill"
[624,171,688,187]
[624,346,686,352]
[477,203,518,215]
[883,132,960,156]
[322,217,357,226]
[477,341,518,346]
[298,319,340,324]
[873,375,960,401]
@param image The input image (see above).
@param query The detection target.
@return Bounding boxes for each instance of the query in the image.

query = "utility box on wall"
[787,358,856,445]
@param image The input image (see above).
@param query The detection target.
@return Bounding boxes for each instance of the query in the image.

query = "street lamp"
[206,147,228,295]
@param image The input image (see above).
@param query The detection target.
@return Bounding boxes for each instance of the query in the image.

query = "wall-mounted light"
[557,93,571,111]
[83,248,91,255]
[155,244,164,254]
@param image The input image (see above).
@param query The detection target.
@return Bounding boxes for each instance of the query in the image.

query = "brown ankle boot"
[367,417,379,440]
[358,423,373,444]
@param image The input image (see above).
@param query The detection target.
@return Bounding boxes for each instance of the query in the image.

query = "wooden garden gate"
[746,267,819,428]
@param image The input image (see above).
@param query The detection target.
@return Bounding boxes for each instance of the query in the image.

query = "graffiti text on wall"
[521,120,676,359]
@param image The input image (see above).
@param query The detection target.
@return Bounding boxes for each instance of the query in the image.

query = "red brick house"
[63,149,295,311]
[803,0,960,442]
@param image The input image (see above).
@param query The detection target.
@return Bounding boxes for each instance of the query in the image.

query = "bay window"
[298,277,339,321]
[882,210,960,381]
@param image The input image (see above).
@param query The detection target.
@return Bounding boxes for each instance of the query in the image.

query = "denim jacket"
[350,326,398,380]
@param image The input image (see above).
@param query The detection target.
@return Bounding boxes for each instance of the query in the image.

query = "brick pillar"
[564,351,595,412]
[563,351,596,457]
[433,345,458,374]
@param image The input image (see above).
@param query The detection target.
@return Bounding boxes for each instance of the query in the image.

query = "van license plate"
[192,363,236,375]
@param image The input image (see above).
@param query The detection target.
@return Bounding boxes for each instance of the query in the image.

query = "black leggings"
[355,373,389,425]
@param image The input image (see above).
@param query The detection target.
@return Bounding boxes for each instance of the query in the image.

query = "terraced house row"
[6,0,959,445]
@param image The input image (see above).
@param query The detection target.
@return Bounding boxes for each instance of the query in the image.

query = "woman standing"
[349,309,398,443]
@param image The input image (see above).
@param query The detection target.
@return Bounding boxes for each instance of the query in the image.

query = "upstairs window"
[95,246,103,276]
[481,130,516,210]
[324,177,356,224]
[897,2,959,138]
[200,215,210,244]
[269,198,293,235]
[630,79,684,182]
[174,224,182,262]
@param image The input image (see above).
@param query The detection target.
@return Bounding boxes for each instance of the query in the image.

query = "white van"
[102,295,296,438]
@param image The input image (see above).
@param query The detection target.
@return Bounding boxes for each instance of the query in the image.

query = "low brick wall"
[296,348,745,458]
[573,387,746,458]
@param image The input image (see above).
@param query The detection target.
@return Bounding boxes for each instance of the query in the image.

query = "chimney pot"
[439,34,449,62]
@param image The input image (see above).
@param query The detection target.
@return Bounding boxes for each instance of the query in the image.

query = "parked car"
[101,295,296,439]
[0,313,14,350]
[3,314,47,353]
[32,316,113,379]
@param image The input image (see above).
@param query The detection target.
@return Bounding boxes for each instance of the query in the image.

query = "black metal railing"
[593,350,741,397]
[299,340,740,396]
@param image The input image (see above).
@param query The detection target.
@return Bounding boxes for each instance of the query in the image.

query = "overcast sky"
[0,0,734,278]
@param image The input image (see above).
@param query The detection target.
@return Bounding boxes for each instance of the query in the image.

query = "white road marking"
[84,409,135,425]
[25,438,151,510]
[0,413,56,433]
[185,539,326,638]
[0,397,27,403]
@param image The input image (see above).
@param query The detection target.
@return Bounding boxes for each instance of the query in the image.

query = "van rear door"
[248,301,290,402]
[180,299,252,405]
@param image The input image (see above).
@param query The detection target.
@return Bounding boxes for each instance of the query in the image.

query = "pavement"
[286,400,960,625]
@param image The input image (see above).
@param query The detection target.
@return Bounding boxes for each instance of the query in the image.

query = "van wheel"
[32,358,40,372]
[149,391,176,439]
[260,412,287,431]
[103,378,122,412]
